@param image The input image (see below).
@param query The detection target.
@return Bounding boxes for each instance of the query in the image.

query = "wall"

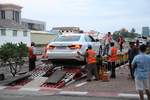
[31,33,57,45]
[0,28,31,46]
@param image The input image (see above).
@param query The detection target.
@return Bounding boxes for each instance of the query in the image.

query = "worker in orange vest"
[28,42,37,71]
[77,45,99,81]
[108,42,118,78]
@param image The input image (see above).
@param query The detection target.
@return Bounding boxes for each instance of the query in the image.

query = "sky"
[0,0,150,33]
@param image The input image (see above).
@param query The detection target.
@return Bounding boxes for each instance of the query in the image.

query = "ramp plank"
[46,70,66,84]
[22,77,48,88]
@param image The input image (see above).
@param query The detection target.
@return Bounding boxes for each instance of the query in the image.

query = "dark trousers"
[119,44,123,52]
[110,62,116,78]
[103,44,109,56]
[97,61,102,74]
[29,58,36,71]
[87,63,99,80]
[129,61,134,79]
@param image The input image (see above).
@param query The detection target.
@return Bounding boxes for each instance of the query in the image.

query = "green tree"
[113,31,120,41]
[0,42,28,76]
[113,28,140,41]
[131,28,135,33]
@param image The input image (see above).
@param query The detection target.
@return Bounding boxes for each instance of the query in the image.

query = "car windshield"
[54,36,80,42]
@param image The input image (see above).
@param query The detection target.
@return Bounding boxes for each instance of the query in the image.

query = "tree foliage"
[113,28,140,41]
[0,42,28,76]
[131,28,135,33]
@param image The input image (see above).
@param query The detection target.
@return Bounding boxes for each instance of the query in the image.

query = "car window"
[85,35,95,42]
[89,35,96,42]
[54,36,80,42]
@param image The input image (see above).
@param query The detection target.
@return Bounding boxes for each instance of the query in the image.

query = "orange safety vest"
[108,47,118,62]
[28,47,36,59]
[86,49,97,64]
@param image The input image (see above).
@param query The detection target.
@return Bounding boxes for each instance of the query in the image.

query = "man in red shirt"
[117,35,125,52]
[28,42,37,71]
[103,32,112,56]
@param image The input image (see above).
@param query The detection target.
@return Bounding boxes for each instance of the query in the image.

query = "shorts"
[135,78,150,91]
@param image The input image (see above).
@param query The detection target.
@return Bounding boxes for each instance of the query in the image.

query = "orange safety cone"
[99,68,104,80]
[101,63,109,82]
[101,71,109,82]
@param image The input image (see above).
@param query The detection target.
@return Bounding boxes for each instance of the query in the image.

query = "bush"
[0,42,28,76]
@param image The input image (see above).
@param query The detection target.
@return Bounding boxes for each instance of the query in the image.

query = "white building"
[21,18,46,31]
[0,28,30,46]
[0,4,31,46]
[142,26,150,37]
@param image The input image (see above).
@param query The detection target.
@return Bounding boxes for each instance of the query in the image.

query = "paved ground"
[63,64,136,94]
[0,94,136,100]
[0,58,150,99]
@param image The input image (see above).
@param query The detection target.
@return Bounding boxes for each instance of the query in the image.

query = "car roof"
[61,33,87,36]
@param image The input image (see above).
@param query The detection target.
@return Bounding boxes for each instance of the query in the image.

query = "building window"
[1,29,6,36]
[13,11,19,23]
[1,10,5,19]
[23,31,27,37]
[13,11,15,20]
[16,11,19,22]
[13,30,17,36]
[28,23,34,30]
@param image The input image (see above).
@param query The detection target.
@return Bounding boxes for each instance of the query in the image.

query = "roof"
[30,30,58,35]
[52,27,80,30]
[21,18,46,25]
[0,3,22,10]
[30,30,49,34]
[61,33,85,36]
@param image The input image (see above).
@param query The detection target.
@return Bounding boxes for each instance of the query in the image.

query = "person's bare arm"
[77,51,88,57]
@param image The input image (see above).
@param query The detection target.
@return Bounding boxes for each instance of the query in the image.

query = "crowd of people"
[77,32,150,100]
[28,32,150,100]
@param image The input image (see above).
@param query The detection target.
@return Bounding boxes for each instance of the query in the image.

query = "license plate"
[57,46,66,49]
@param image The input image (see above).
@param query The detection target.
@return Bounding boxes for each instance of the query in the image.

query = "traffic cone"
[99,68,104,80]
[101,64,109,82]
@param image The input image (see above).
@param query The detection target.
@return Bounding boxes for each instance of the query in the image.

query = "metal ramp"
[41,66,87,88]
[20,77,48,91]
[46,70,66,84]
[29,65,52,79]
[0,62,87,88]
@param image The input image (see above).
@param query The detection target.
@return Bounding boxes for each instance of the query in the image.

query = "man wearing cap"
[77,45,99,81]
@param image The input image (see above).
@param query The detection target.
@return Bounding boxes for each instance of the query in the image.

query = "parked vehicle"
[46,33,101,63]
[135,36,147,45]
